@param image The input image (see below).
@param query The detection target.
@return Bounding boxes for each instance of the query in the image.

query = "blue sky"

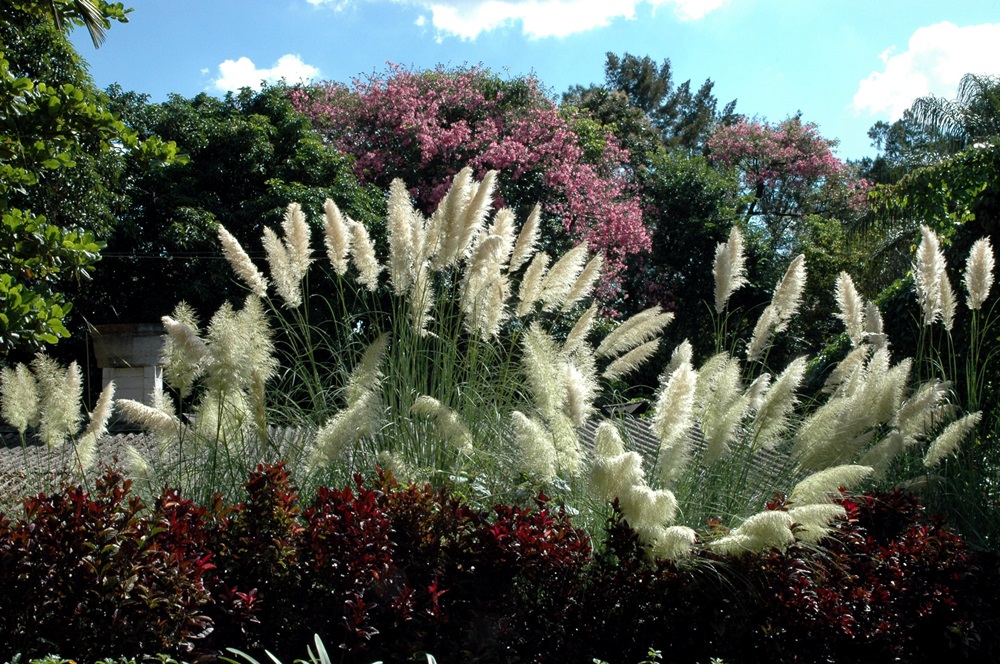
[72,0,1000,161]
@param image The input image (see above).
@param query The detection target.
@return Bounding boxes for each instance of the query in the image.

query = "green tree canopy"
[77,85,383,325]
[0,0,177,358]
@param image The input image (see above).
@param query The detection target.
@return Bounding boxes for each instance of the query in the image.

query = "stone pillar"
[90,323,165,405]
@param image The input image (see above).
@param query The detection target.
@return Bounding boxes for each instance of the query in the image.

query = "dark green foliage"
[76,85,383,326]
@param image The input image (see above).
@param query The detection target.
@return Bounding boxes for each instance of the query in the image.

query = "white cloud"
[213,54,320,92]
[308,0,727,39]
[853,22,1000,120]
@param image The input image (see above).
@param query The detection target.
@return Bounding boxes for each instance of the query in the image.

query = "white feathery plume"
[822,344,870,396]
[75,380,116,471]
[654,361,698,486]
[561,253,603,312]
[864,300,887,350]
[694,353,746,465]
[377,450,415,484]
[751,356,807,451]
[411,395,473,452]
[834,272,865,346]
[263,226,301,308]
[281,202,313,280]
[939,265,957,331]
[540,243,589,311]
[550,410,582,475]
[789,503,846,544]
[349,220,383,291]
[218,225,268,297]
[0,363,39,434]
[858,431,906,477]
[595,306,674,359]
[562,303,598,357]
[34,357,82,447]
[868,356,912,427]
[522,323,567,422]
[409,263,435,335]
[746,304,778,362]
[964,237,995,310]
[81,380,115,443]
[711,510,794,556]
[516,252,550,316]
[307,392,382,469]
[125,443,154,485]
[787,464,873,506]
[914,225,945,326]
[924,411,982,467]
[387,178,417,294]
[771,254,806,330]
[323,198,353,275]
[563,361,597,427]
[713,226,747,313]
[590,449,644,502]
[204,297,278,394]
[345,333,389,406]
[116,398,181,442]
[487,207,517,265]
[602,339,660,382]
[621,484,678,530]
[511,411,557,480]
[744,373,772,413]
[509,204,541,272]
[454,169,497,262]
[650,525,698,561]
[432,167,475,269]
[161,314,208,397]
[660,340,693,383]
[894,379,949,442]
[593,420,626,457]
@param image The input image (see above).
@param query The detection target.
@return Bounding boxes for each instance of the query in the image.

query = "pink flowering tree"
[289,65,648,304]
[707,116,871,258]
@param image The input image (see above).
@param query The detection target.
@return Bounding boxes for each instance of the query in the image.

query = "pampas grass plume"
[263,226,301,308]
[516,252,550,316]
[512,410,556,480]
[915,225,945,326]
[541,243,589,311]
[561,253,603,312]
[965,237,995,310]
[0,363,39,434]
[219,225,268,297]
[509,203,540,272]
[714,226,747,313]
[835,272,865,346]
[939,265,957,330]
[596,306,674,359]
[788,464,873,506]
[350,220,383,291]
[411,395,473,452]
[562,304,598,356]
[924,411,982,467]
[387,178,417,294]
[772,254,806,328]
[651,525,697,560]
[603,339,660,382]
[323,198,352,275]
[281,202,312,279]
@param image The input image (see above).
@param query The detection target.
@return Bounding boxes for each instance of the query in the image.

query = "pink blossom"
[290,65,649,302]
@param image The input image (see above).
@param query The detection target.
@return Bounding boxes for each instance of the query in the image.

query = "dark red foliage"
[1,470,996,664]
[0,471,214,662]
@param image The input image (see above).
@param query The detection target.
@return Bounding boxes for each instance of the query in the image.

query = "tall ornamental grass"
[2,168,993,560]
